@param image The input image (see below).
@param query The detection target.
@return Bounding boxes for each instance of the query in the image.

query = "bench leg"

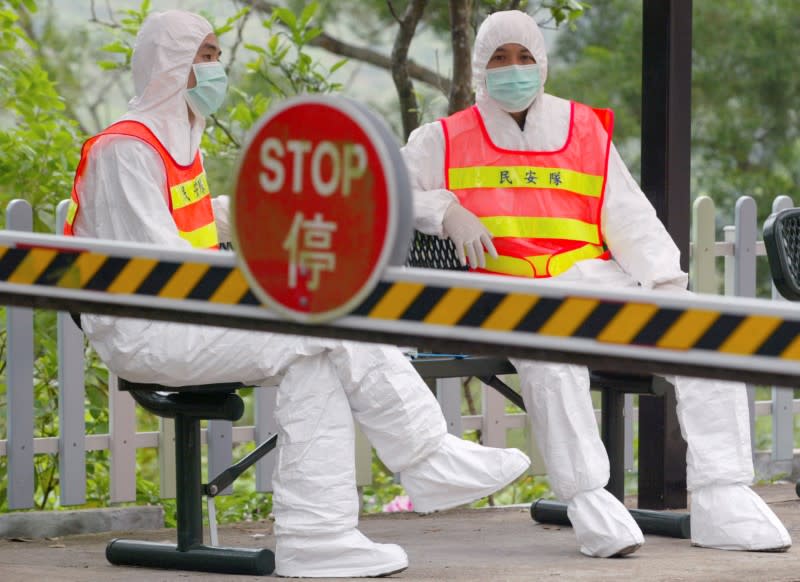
[638,384,688,509]
[531,499,690,539]
[106,413,274,575]
[601,389,626,501]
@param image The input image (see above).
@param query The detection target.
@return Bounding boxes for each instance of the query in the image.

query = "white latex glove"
[442,202,498,269]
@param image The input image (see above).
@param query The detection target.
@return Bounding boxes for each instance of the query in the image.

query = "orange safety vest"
[64,120,219,250]
[441,101,613,278]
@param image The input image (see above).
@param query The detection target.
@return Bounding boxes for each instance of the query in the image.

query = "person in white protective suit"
[401,9,792,558]
[64,10,531,578]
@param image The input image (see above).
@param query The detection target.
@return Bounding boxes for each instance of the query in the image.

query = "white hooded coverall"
[71,10,531,576]
[402,10,787,553]
[72,10,448,538]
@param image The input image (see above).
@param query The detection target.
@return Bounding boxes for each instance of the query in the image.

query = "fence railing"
[0,194,797,510]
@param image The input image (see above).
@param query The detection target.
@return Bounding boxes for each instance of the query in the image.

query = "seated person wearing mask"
[65,10,530,578]
[402,9,791,558]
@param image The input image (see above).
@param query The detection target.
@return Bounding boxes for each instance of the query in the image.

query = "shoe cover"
[275,529,408,578]
[401,433,530,513]
[566,488,644,558]
[690,484,791,551]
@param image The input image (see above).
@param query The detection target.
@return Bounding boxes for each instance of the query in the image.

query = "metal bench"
[105,379,276,575]
[406,232,690,537]
[69,312,276,575]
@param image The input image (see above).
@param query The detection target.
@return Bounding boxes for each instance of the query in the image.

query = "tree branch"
[225,4,252,77]
[243,0,450,94]
[448,0,473,114]
[390,0,428,140]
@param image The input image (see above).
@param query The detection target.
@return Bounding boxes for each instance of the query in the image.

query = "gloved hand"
[442,202,498,269]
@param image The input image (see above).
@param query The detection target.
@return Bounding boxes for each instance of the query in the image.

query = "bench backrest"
[406,231,468,271]
[764,207,800,301]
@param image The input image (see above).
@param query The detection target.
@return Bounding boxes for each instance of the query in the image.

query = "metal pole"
[638,0,693,509]
[175,414,203,551]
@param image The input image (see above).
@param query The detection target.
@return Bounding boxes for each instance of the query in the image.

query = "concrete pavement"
[1,483,799,581]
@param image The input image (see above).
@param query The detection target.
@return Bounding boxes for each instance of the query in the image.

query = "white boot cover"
[272,354,410,577]
[516,360,641,557]
[401,433,530,513]
[566,488,644,558]
[276,529,409,578]
[690,484,791,552]
[271,353,361,538]
[671,376,754,490]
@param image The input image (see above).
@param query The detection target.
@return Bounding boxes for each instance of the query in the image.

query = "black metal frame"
[106,379,275,576]
[764,208,800,302]
[763,208,800,497]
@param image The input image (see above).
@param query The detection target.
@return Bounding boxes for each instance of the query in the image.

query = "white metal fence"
[0,194,797,510]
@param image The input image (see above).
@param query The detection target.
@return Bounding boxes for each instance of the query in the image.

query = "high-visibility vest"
[441,101,613,278]
[64,120,219,250]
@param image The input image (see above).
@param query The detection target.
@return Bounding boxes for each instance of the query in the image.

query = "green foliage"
[242,2,343,100]
[0,0,82,231]
[96,0,150,71]
[204,1,345,196]
[547,0,800,231]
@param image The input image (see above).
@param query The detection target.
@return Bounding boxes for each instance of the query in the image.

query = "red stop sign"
[232,96,402,323]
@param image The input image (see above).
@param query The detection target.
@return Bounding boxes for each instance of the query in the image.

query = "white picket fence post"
[5,200,35,510]
[55,200,87,506]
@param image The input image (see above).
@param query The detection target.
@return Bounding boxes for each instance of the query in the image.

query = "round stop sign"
[232,95,411,323]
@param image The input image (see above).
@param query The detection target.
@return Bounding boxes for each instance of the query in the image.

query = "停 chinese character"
[283,212,338,291]
[499,170,513,185]
[549,171,562,186]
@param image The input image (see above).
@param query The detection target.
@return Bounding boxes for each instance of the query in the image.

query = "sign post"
[232,95,412,323]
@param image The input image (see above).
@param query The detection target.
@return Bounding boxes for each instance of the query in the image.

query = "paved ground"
[2,483,800,581]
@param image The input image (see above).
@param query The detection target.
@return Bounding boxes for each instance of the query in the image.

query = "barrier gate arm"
[1,231,800,386]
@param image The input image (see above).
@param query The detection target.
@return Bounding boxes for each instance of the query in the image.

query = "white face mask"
[185,62,228,117]
[485,64,541,112]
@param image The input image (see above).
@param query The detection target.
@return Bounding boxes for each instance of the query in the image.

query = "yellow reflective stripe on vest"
[484,254,536,277]
[170,172,210,210]
[484,243,605,278]
[481,216,601,245]
[448,166,604,198]
[547,243,605,277]
[65,199,78,226]
[179,221,219,249]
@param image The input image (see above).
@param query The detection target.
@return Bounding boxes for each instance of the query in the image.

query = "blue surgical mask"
[485,64,541,113]
[185,62,228,117]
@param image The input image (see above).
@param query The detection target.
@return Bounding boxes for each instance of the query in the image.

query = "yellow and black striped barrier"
[1,231,799,386]
[0,239,259,306]
[354,280,800,360]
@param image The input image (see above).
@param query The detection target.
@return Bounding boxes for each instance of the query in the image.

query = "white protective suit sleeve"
[402,123,454,237]
[211,194,231,243]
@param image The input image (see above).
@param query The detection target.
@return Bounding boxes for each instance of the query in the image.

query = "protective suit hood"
[472,10,548,111]
[123,10,213,165]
